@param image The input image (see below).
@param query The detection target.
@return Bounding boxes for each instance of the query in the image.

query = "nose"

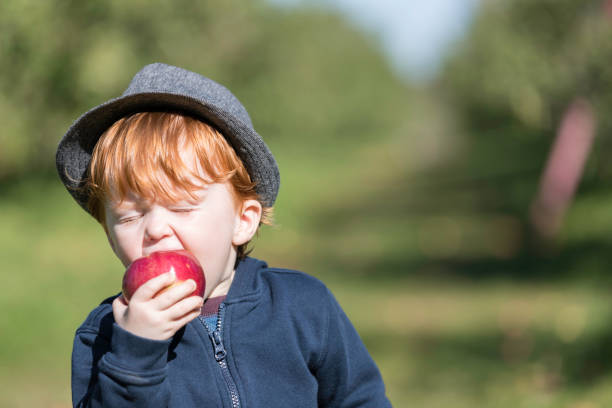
[143,206,173,245]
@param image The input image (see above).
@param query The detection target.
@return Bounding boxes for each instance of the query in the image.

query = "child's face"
[103,178,251,299]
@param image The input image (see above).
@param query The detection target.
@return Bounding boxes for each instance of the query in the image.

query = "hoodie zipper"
[200,303,241,408]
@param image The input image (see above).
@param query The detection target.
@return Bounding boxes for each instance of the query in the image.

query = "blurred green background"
[2,0,612,406]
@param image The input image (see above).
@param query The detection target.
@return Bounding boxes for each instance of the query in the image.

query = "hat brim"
[56,92,280,210]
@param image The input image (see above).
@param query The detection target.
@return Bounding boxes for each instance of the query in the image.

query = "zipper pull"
[212,330,227,361]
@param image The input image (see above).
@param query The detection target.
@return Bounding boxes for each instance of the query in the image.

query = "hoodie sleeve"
[71,302,173,408]
[315,288,392,407]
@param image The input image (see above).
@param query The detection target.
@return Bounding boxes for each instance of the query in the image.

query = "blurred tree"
[427,0,612,277]
[444,0,612,133]
[0,0,407,178]
[308,0,612,280]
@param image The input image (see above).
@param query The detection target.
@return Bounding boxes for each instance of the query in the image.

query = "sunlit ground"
[2,176,612,407]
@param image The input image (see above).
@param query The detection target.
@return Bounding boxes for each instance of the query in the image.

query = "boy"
[57,63,391,407]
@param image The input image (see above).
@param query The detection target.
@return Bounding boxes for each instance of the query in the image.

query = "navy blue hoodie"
[72,257,392,407]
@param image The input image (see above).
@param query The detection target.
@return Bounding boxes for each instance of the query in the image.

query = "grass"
[329,277,612,407]
[3,171,612,407]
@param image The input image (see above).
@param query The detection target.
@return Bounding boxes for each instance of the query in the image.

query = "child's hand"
[112,271,204,341]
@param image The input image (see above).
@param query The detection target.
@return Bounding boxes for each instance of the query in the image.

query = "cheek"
[197,197,238,238]
[188,212,234,248]
[107,226,141,266]
[183,210,236,262]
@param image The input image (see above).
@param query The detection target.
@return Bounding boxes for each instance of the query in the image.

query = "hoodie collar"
[224,257,267,304]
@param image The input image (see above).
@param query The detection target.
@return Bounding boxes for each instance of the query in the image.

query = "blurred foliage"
[4,0,612,406]
[252,0,612,284]
[0,0,414,406]
[5,178,612,407]
[444,0,612,135]
[0,0,406,177]
[397,0,612,280]
[0,0,416,283]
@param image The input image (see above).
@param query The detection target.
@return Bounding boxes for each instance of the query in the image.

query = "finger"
[130,270,177,302]
[112,295,128,318]
[171,307,203,332]
[165,295,204,321]
[153,279,198,310]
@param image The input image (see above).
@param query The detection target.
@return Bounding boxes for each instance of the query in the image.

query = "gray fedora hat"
[56,62,280,211]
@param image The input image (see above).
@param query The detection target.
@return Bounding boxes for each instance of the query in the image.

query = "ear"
[232,199,263,246]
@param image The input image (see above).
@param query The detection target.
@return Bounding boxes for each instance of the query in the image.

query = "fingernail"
[168,267,177,280]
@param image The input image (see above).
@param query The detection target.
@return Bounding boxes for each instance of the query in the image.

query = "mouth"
[142,247,184,258]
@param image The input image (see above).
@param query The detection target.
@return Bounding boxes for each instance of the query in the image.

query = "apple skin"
[122,250,205,302]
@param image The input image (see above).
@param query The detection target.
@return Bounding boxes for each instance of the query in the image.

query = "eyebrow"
[107,191,207,212]
[105,198,140,213]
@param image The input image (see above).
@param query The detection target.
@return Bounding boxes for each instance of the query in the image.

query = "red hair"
[86,112,272,258]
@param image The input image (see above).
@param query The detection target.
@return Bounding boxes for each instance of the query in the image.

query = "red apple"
[122,250,205,301]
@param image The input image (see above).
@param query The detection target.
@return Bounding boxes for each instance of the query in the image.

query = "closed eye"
[170,207,197,213]
[117,214,142,224]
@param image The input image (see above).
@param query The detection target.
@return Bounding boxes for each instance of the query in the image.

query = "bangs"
[87,112,256,222]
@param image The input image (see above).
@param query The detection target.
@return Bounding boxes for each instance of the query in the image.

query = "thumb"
[112,295,128,318]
